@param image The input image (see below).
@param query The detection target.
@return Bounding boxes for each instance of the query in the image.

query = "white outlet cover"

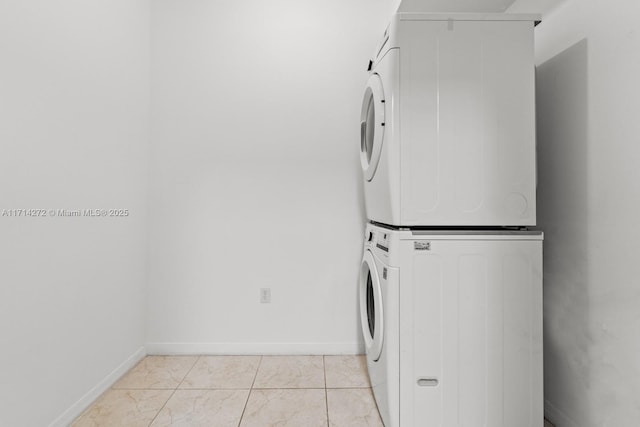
[260,288,271,303]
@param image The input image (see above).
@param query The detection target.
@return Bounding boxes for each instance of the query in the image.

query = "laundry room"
[1,0,639,426]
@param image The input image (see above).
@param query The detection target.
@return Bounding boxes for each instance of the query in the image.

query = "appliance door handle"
[417,377,439,387]
[360,121,367,153]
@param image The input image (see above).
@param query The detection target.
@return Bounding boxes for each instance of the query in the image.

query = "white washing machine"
[360,13,540,227]
[359,223,543,426]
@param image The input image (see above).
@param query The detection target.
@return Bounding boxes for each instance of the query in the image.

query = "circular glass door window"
[359,250,384,361]
[360,74,385,182]
[366,272,375,338]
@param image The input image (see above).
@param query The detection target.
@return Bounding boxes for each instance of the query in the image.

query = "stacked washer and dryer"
[358,12,543,427]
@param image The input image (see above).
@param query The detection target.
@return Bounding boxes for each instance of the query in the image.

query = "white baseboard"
[145,341,365,355]
[545,399,579,427]
[48,346,146,427]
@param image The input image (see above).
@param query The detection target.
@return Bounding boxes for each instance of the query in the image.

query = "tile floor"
[72,355,382,426]
[73,354,556,426]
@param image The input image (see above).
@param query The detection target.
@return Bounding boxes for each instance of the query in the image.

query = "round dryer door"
[360,74,385,182]
[359,250,384,361]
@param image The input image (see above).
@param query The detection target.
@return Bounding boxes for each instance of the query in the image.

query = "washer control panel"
[376,231,390,252]
[365,226,391,254]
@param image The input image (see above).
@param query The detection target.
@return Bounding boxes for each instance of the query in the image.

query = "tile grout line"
[147,355,200,427]
[249,387,328,390]
[324,386,372,389]
[237,355,262,427]
[323,355,329,427]
[326,387,377,391]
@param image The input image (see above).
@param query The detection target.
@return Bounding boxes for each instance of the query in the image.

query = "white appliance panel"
[360,236,400,427]
[362,14,538,227]
[362,48,401,225]
[398,237,543,426]
[360,224,543,427]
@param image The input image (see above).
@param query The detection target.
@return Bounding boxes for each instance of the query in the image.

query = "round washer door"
[360,74,385,182]
[359,250,384,361]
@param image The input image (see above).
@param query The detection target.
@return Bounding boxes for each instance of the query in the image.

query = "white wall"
[533,0,640,425]
[0,1,150,425]
[147,0,395,354]
[507,0,563,15]
[397,0,514,13]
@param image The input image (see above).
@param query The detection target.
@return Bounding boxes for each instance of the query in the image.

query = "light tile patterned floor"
[72,355,380,426]
[73,354,555,426]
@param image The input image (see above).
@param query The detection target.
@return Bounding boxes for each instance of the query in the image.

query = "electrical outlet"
[260,288,271,304]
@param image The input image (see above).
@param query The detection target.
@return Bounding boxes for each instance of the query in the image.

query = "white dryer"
[359,223,543,427]
[360,13,540,227]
